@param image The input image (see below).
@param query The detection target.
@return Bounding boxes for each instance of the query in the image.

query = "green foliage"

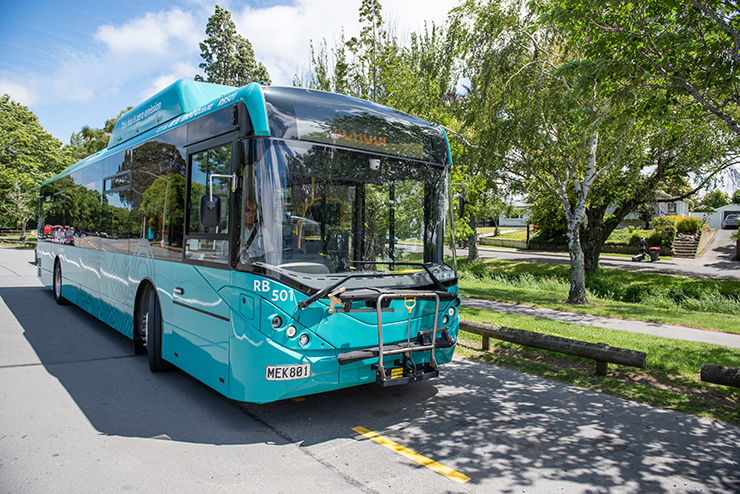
[66,108,131,162]
[694,189,731,212]
[652,216,676,248]
[626,230,662,248]
[545,0,740,138]
[195,6,271,87]
[733,190,740,204]
[300,0,401,103]
[527,191,568,243]
[0,94,69,234]
[675,216,705,234]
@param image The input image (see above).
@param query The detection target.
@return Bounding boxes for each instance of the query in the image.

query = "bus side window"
[185,144,232,264]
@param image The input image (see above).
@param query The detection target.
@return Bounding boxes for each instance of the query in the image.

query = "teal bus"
[37,80,460,404]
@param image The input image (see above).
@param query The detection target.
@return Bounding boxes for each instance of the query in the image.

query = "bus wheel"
[145,287,172,373]
[53,260,67,305]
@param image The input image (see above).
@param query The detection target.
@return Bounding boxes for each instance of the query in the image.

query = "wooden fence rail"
[459,320,647,376]
[700,365,740,388]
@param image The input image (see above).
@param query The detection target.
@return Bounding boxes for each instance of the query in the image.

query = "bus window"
[185,144,232,263]
[241,139,455,287]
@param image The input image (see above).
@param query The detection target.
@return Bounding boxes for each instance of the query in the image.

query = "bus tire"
[53,260,67,305]
[145,286,172,373]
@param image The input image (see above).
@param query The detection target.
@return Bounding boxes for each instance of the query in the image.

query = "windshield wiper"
[349,261,447,292]
[297,261,447,309]
[297,272,393,309]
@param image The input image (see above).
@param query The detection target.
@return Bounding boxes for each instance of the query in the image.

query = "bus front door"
[171,267,231,396]
[170,141,235,396]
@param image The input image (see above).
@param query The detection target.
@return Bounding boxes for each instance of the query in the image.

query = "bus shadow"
[1,286,287,446]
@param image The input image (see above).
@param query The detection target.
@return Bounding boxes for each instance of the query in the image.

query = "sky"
[0,0,459,144]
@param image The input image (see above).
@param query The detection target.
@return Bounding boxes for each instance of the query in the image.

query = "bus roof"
[107,79,236,148]
[42,80,449,188]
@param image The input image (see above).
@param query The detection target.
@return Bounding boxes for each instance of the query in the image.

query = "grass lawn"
[0,235,36,248]
[457,306,740,425]
[458,259,740,334]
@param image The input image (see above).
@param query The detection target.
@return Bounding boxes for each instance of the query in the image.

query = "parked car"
[723,213,739,229]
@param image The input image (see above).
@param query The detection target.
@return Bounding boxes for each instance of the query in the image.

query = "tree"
[732,190,740,204]
[451,0,636,303]
[577,117,739,272]
[314,0,400,102]
[351,0,385,101]
[66,108,131,162]
[195,5,271,87]
[0,95,68,239]
[546,0,740,138]
[696,189,731,212]
[450,1,740,281]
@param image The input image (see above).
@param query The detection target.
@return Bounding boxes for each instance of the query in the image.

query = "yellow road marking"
[352,426,470,484]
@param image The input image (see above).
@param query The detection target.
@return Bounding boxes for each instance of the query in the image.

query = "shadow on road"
[2,284,738,492]
[1,286,285,446]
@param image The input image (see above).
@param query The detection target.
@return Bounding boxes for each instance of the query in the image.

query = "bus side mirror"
[458,194,468,220]
[200,195,221,227]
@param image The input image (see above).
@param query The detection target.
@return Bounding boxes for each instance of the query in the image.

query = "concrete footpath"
[462,296,740,349]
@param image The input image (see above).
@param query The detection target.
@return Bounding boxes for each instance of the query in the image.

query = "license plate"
[265,363,311,381]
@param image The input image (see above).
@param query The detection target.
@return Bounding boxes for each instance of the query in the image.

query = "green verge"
[458,259,740,334]
[458,306,740,425]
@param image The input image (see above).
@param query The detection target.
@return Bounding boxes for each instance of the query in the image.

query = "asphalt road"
[1,246,739,493]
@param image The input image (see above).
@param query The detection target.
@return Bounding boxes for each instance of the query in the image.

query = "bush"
[675,216,705,234]
[629,230,663,248]
[652,217,676,248]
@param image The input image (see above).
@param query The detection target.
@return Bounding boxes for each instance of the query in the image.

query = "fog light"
[299,334,310,347]
[272,315,283,328]
[442,315,449,325]
[286,325,297,338]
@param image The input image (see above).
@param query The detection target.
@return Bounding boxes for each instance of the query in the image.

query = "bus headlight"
[448,307,455,317]
[442,315,449,326]
[272,316,283,328]
[299,334,310,347]
[286,325,297,338]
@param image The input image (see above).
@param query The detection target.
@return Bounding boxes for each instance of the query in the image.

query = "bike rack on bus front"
[334,289,455,386]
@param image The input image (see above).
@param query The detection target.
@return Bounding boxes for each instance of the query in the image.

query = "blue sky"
[0,0,456,144]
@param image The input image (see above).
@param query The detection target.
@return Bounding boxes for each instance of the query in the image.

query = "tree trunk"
[581,202,637,273]
[581,227,607,273]
[580,221,614,273]
[567,225,588,304]
[20,219,27,242]
[467,213,478,261]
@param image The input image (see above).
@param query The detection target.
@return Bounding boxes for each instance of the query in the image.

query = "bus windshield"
[238,138,456,292]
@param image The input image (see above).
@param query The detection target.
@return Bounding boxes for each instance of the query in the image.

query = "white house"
[498,201,531,227]
[617,192,692,228]
[496,192,693,229]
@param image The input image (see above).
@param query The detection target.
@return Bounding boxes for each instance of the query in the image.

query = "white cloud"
[233,0,457,86]
[95,8,201,60]
[0,78,40,106]
[143,61,202,100]
[27,7,206,106]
